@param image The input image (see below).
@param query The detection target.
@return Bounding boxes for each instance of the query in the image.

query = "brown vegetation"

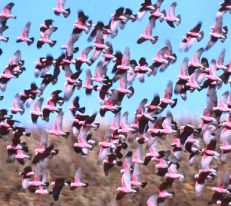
[0,125,230,206]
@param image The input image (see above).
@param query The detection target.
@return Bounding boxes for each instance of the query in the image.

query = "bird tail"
[171,53,177,64]
[160,10,166,22]
[197,31,204,42]
[93,85,99,91]
[78,107,85,114]
[16,38,22,43]
[127,86,134,98]
[176,15,181,25]
[73,47,79,53]
[27,37,34,46]
[54,10,60,16]
[37,40,44,49]
[141,182,148,188]
[131,14,137,22]
[223,26,228,34]
[19,108,25,115]
[170,98,178,108]
[152,36,159,45]
[51,149,59,157]
[116,160,123,167]
[99,109,106,117]
[62,132,70,139]
[4,37,9,43]
[113,106,121,114]
[64,8,71,18]
[50,40,57,47]
[136,37,146,44]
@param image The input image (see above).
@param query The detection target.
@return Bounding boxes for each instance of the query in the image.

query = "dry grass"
[0,125,230,206]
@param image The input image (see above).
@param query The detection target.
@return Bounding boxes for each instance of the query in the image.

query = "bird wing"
[165,39,173,54]
[180,57,189,76]
[132,163,141,182]
[145,16,155,36]
[122,47,130,66]
[0,25,8,35]
[147,193,158,206]
[44,27,57,38]
[167,2,177,17]
[3,2,14,14]
[85,69,93,86]
[164,80,173,99]
[74,168,82,182]
[192,48,204,63]
[214,12,223,33]
[121,169,131,189]
[137,98,148,113]
[190,22,202,33]
[54,111,64,131]
[34,97,44,112]
[57,0,66,9]
[217,48,226,65]
[40,130,48,148]
[81,46,93,59]
[120,111,129,129]
[22,22,31,37]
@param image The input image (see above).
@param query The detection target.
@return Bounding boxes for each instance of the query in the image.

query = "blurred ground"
[0,125,230,206]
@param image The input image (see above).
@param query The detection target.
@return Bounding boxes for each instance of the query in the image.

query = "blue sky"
[0,0,229,127]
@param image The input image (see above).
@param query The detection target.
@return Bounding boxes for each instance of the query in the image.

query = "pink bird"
[165,162,184,182]
[74,127,93,151]
[164,2,181,28]
[159,81,177,109]
[180,22,204,51]
[150,0,166,22]
[47,111,70,138]
[0,3,16,26]
[53,0,71,18]
[132,144,143,164]
[216,48,227,70]
[195,168,217,197]
[137,16,158,44]
[117,72,134,98]
[171,136,182,162]
[147,183,173,206]
[116,169,136,200]
[152,47,169,71]
[201,140,220,170]
[118,112,136,134]
[116,47,131,71]
[91,61,107,83]
[99,92,121,117]
[70,168,88,189]
[15,149,31,165]
[188,48,205,75]
[37,27,57,49]
[75,46,93,70]
[10,94,24,115]
[0,25,9,43]
[16,22,34,46]
[19,166,34,190]
[82,69,94,95]
[30,97,44,124]
[0,67,16,92]
[205,12,228,50]
[164,40,177,65]
[176,57,190,86]
[131,163,147,188]
[155,158,169,176]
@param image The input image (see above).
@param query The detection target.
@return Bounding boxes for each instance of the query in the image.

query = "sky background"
[0,0,230,128]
